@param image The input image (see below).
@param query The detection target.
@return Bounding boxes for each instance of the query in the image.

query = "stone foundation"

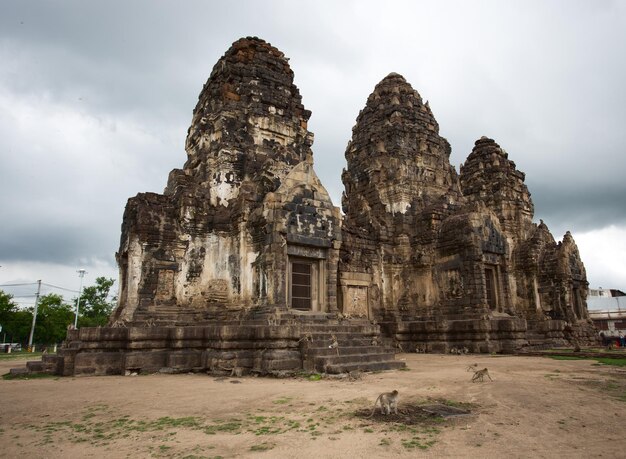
[42,316,403,376]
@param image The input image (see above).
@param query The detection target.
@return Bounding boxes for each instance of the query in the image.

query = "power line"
[1,282,80,293]
[41,282,79,293]
[0,282,38,287]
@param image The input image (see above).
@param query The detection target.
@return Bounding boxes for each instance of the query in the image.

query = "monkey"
[329,335,339,355]
[471,368,493,382]
[466,363,479,372]
[368,390,399,417]
[230,367,244,378]
[338,312,353,322]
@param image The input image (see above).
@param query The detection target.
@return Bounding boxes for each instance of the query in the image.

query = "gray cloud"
[1,0,625,292]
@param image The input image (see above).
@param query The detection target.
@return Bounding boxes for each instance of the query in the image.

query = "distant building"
[588,288,626,336]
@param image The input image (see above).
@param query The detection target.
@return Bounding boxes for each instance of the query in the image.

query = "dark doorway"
[485,267,498,310]
[291,262,312,310]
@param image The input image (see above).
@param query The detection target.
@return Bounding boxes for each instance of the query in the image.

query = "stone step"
[42,354,60,364]
[309,338,374,347]
[26,361,44,372]
[9,367,29,376]
[41,355,61,371]
[308,346,390,357]
[301,325,377,333]
[314,352,396,366]
[322,360,406,374]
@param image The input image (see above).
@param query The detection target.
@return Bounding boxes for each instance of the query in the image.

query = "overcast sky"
[1,0,625,306]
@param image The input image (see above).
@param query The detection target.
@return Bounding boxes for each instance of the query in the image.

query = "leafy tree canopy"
[75,277,117,328]
[0,277,117,345]
[0,290,31,344]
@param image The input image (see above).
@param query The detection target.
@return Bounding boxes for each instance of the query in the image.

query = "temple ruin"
[38,37,595,376]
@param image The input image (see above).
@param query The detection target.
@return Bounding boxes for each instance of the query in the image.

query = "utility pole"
[74,269,87,329]
[28,279,42,350]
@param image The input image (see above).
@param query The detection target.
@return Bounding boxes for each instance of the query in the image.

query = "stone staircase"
[8,353,60,377]
[298,323,405,374]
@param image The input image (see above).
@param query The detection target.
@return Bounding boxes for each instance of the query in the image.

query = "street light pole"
[28,280,42,350]
[74,269,87,329]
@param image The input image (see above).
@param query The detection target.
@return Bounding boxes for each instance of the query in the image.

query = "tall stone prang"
[340,74,462,321]
[460,137,534,246]
[112,37,342,324]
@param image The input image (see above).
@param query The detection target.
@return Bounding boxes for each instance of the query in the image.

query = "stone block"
[166,350,202,369]
[123,351,167,372]
[74,352,123,376]
[128,327,170,341]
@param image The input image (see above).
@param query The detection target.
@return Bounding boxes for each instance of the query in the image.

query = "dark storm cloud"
[1,0,625,289]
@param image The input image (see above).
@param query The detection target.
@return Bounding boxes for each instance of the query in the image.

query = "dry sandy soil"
[1,353,625,458]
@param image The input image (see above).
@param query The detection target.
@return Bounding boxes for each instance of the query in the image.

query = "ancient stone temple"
[30,37,594,377]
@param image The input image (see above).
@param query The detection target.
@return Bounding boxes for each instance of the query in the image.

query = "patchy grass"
[548,355,626,367]
[8,395,469,456]
[353,399,471,451]
[402,436,437,450]
[250,442,275,451]
[2,372,57,381]
[437,399,475,410]
[571,374,626,403]
[0,352,44,361]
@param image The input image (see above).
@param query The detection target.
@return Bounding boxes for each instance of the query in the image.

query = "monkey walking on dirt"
[368,390,399,417]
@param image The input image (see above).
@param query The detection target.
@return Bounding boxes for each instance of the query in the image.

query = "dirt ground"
[1,353,625,458]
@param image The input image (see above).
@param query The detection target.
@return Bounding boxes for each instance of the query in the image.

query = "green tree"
[34,293,74,345]
[0,290,32,344]
[75,277,117,327]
